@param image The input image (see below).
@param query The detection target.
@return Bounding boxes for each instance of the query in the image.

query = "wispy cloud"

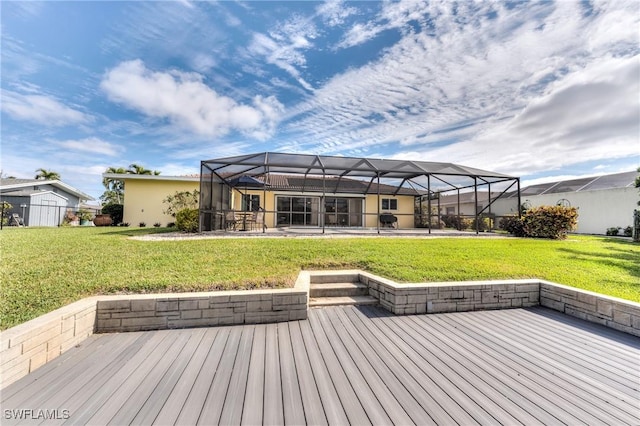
[282,0,639,175]
[247,13,319,92]
[316,0,357,27]
[1,89,90,126]
[100,60,284,139]
[56,137,124,157]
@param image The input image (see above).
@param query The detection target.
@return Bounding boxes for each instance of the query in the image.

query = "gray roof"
[518,171,638,197]
[202,152,518,193]
[0,178,94,201]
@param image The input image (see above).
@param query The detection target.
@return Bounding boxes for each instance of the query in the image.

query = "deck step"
[310,282,369,298]
[309,295,378,307]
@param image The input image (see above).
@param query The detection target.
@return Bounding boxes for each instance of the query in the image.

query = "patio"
[2,306,638,425]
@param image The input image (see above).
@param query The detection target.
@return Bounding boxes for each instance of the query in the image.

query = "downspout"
[427,174,431,235]
[377,172,381,234]
[474,176,479,235]
[517,178,522,218]
[322,170,326,234]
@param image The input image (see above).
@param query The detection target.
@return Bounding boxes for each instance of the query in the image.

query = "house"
[199,152,520,231]
[492,171,639,235]
[0,178,94,227]
[100,174,200,226]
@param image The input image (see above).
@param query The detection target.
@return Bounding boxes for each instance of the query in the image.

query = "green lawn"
[1,227,638,329]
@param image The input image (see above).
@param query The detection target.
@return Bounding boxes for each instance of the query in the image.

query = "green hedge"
[501,206,578,239]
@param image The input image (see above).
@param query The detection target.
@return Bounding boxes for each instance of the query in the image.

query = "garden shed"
[199,152,520,233]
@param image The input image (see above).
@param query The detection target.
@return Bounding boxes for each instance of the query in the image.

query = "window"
[241,194,260,211]
[381,198,398,210]
[446,207,455,215]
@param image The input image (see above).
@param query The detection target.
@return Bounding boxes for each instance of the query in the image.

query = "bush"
[139,222,146,227]
[153,222,161,228]
[441,215,473,230]
[623,226,633,237]
[163,190,199,217]
[500,216,526,237]
[176,208,199,233]
[503,206,577,239]
[101,204,123,225]
[606,227,621,236]
[472,215,494,232]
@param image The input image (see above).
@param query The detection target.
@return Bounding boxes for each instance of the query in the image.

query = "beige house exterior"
[104,173,417,229]
[104,174,199,227]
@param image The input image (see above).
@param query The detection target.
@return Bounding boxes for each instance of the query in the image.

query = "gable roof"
[517,171,638,197]
[0,178,94,201]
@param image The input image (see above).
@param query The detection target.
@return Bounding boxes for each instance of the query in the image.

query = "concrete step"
[310,282,369,298]
[309,295,378,308]
[310,273,361,284]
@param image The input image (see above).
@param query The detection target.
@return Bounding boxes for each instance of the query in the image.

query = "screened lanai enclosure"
[199,152,521,233]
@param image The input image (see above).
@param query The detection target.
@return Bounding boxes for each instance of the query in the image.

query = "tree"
[128,164,160,175]
[34,168,60,180]
[101,166,127,205]
[163,190,200,217]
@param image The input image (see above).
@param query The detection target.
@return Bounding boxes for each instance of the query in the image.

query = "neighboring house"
[437,191,503,217]
[0,178,94,227]
[101,174,200,226]
[493,171,639,235]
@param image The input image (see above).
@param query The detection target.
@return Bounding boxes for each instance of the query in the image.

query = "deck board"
[2,306,639,426]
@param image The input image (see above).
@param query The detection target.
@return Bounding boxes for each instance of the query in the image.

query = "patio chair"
[252,209,267,231]
[225,211,237,230]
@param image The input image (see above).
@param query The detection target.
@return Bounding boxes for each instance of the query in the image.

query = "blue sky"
[1,0,638,201]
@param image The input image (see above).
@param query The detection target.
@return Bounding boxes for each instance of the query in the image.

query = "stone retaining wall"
[359,271,540,314]
[540,281,640,337]
[1,298,97,388]
[1,273,310,389]
[3,269,638,389]
[96,288,307,332]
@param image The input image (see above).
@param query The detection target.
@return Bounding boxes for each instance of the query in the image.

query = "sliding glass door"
[324,197,363,227]
[276,196,319,227]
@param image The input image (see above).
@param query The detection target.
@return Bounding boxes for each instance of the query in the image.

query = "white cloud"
[1,89,89,126]
[56,137,124,157]
[283,0,639,176]
[100,60,283,139]
[247,14,318,92]
[317,0,357,27]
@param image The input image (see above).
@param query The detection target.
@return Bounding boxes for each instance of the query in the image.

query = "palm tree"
[102,166,127,205]
[34,168,61,180]
[128,164,160,175]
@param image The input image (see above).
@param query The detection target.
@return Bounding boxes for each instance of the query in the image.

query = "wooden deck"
[2,306,639,425]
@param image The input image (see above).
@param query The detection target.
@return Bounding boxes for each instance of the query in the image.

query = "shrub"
[167,222,176,228]
[500,216,526,237]
[623,226,633,237]
[521,206,578,239]
[606,227,621,236]
[441,215,472,230]
[101,204,123,225]
[139,222,146,227]
[163,190,199,217]
[175,208,199,233]
[501,206,578,239]
[153,222,161,228]
[472,215,494,232]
